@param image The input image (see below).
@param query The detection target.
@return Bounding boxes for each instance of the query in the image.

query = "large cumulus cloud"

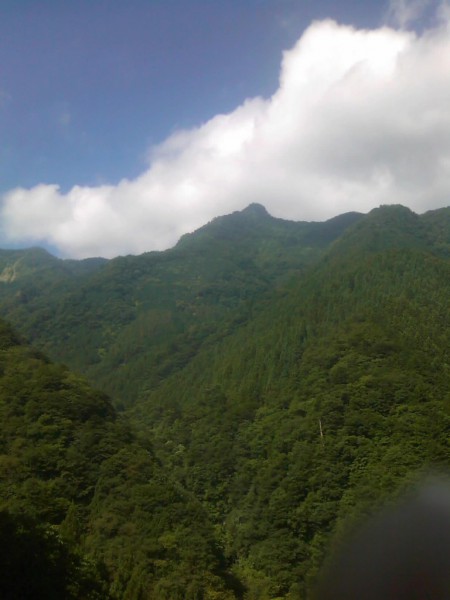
[2,16,450,258]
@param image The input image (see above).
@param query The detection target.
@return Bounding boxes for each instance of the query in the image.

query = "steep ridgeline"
[0,320,240,599]
[0,205,362,407]
[131,205,450,598]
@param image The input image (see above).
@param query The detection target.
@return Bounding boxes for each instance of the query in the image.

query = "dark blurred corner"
[314,477,450,600]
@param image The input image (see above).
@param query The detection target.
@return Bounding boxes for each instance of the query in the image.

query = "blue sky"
[1,0,382,192]
[1,0,449,257]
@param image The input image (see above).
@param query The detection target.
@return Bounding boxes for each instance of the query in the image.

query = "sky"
[1,0,450,258]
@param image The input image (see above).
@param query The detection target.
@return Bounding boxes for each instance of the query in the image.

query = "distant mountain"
[0,246,106,282]
[0,204,363,407]
[177,203,363,258]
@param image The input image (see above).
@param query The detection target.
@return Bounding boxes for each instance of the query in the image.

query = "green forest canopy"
[0,204,449,598]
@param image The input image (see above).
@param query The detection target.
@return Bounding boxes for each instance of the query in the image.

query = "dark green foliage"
[0,319,236,598]
[0,204,449,598]
[130,205,450,597]
[0,509,107,599]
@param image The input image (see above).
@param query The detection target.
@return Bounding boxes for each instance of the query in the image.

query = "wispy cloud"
[58,109,71,128]
[2,12,450,258]
[385,0,431,28]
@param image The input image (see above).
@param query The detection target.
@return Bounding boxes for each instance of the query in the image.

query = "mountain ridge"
[0,203,366,407]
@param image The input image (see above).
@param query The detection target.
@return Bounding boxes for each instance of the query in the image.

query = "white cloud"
[2,16,450,258]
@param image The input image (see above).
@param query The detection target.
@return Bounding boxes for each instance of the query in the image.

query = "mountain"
[0,246,106,283]
[0,204,449,598]
[0,205,362,407]
[129,204,450,596]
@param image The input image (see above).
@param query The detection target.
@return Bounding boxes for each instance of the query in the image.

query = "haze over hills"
[0,203,449,598]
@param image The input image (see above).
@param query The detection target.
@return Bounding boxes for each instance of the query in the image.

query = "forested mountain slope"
[0,320,238,599]
[130,205,450,597]
[0,204,449,598]
[0,204,362,407]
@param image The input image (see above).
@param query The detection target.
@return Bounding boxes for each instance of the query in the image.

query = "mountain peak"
[240,203,270,218]
[367,204,417,221]
[175,203,273,249]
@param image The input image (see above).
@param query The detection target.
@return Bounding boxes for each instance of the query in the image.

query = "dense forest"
[0,203,449,598]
